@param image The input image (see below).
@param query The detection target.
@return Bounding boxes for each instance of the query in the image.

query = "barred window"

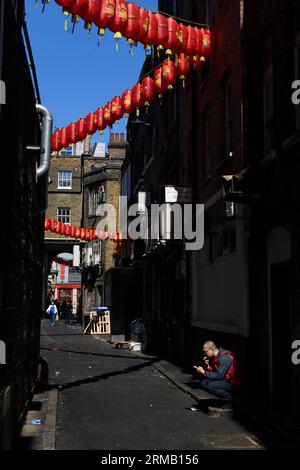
[88,187,106,216]
[58,171,72,189]
[57,208,71,224]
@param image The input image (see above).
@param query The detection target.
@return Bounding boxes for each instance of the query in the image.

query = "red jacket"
[205,348,238,386]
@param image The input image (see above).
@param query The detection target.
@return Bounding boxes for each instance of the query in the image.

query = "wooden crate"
[90,311,111,335]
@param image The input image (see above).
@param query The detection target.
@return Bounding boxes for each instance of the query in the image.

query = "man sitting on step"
[193,340,237,405]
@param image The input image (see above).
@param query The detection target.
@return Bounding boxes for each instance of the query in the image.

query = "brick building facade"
[0,1,46,448]
[45,139,104,315]
[122,0,300,422]
[81,133,126,321]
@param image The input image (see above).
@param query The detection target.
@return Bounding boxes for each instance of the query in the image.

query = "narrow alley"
[17,320,299,451]
[1,0,300,454]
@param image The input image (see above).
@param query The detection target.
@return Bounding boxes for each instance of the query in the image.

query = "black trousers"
[199,378,234,402]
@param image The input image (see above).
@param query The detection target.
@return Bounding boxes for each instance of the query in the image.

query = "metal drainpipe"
[36,103,53,179]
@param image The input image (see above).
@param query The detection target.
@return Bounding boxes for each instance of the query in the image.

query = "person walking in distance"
[46,300,58,327]
[193,340,238,403]
[64,300,73,324]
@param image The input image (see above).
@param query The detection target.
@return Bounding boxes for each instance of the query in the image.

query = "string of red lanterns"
[51,53,201,152]
[52,1,212,58]
[44,217,123,242]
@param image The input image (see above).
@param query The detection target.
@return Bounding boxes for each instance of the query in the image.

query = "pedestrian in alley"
[64,300,73,325]
[46,300,58,327]
[193,341,237,404]
[60,299,67,319]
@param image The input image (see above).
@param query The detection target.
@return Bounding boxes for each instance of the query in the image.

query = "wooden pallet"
[84,311,111,335]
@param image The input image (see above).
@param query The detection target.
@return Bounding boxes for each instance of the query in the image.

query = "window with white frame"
[58,170,72,189]
[57,208,71,224]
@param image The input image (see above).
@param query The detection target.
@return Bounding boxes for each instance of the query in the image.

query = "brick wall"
[0,1,44,448]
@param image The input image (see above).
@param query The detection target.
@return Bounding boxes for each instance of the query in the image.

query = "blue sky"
[26,0,158,148]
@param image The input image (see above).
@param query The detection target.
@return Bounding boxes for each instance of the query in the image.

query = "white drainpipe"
[36,103,53,179]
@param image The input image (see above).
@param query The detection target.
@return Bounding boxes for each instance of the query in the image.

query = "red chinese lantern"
[141,76,155,110]
[176,23,188,54]
[75,227,82,239]
[103,102,115,127]
[76,118,88,141]
[166,17,179,56]
[176,53,190,87]
[65,224,72,237]
[94,0,116,37]
[186,25,197,58]
[133,8,149,44]
[153,67,167,97]
[131,83,145,117]
[111,96,124,122]
[51,130,60,153]
[191,55,206,71]
[156,13,169,56]
[67,123,77,145]
[201,29,212,57]
[59,127,69,149]
[94,107,107,134]
[123,3,140,50]
[162,59,177,90]
[85,112,97,136]
[80,228,87,240]
[109,0,128,50]
[76,0,90,18]
[55,221,62,234]
[141,12,158,49]
[121,89,133,117]
[49,219,55,232]
[65,0,84,32]
[91,229,97,240]
[195,27,204,57]
[70,226,76,238]
[44,217,49,231]
[60,222,66,236]
[81,0,102,31]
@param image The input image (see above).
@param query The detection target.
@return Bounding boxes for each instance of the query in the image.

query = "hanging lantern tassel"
[63,10,69,32]
[42,0,50,13]
[35,0,38,8]
[97,28,105,46]
[128,40,135,57]
[84,21,93,38]
[71,15,79,34]
[114,32,122,52]
[136,108,140,117]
